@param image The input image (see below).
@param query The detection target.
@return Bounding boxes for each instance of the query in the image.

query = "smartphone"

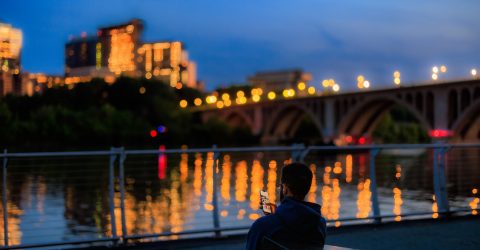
[260,190,272,213]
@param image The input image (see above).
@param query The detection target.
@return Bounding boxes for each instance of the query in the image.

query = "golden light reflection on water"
[179,153,188,182]
[235,161,248,202]
[469,188,478,215]
[321,168,341,224]
[267,160,278,203]
[393,165,403,221]
[9,151,480,245]
[249,160,264,211]
[204,152,214,211]
[432,195,439,219]
[345,154,353,183]
[0,202,23,245]
[193,153,203,196]
[393,188,403,221]
[108,163,192,239]
[356,179,372,218]
[333,162,342,174]
[221,155,232,204]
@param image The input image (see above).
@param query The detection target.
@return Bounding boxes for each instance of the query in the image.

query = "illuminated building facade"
[248,69,312,93]
[98,19,143,77]
[138,41,197,88]
[65,36,110,82]
[0,22,24,96]
[65,19,197,88]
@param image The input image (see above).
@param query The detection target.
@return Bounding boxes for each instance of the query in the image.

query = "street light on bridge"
[179,99,188,108]
[267,91,276,100]
[356,75,370,89]
[393,71,401,86]
[194,98,202,106]
[332,84,340,92]
[221,93,230,101]
[432,65,447,81]
[297,82,306,91]
[471,68,477,78]
[363,81,370,88]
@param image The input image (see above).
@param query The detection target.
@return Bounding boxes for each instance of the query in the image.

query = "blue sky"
[2,0,479,90]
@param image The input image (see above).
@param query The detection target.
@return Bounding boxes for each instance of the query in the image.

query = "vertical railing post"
[433,147,450,215]
[369,148,381,224]
[2,149,9,247]
[118,148,128,241]
[108,148,118,241]
[211,145,221,238]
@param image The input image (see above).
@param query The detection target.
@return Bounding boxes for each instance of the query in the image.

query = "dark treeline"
[0,77,258,151]
[372,105,430,143]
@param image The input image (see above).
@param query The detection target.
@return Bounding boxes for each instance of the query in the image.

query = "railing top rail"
[0,150,115,158]
[308,143,480,151]
[124,145,304,155]
[1,143,479,158]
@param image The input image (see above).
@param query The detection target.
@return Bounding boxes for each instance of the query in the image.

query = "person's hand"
[259,202,277,215]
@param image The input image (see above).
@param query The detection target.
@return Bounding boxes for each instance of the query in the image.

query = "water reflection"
[321,166,341,226]
[469,188,478,215]
[235,161,248,202]
[356,179,371,218]
[249,160,264,220]
[267,160,277,203]
[393,165,403,221]
[3,148,480,246]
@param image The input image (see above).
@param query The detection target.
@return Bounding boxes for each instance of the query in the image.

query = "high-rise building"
[0,22,23,96]
[65,19,197,88]
[138,41,197,88]
[248,69,312,93]
[65,35,110,81]
[98,19,143,77]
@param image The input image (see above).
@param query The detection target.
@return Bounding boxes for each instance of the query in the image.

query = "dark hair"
[281,162,313,199]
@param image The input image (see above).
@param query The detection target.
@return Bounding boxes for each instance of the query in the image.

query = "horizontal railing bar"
[0,151,114,158]
[308,143,480,151]
[124,145,304,155]
[124,225,250,240]
[1,237,118,250]
[1,143,479,159]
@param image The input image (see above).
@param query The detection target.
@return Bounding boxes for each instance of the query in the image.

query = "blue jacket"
[246,197,327,250]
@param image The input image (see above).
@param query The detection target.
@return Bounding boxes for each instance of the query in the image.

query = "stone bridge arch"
[451,98,480,142]
[338,95,432,137]
[263,103,323,143]
[221,109,255,132]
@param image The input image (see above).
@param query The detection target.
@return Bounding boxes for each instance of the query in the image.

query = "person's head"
[280,162,313,201]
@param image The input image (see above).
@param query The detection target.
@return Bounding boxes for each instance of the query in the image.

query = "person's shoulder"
[251,214,281,230]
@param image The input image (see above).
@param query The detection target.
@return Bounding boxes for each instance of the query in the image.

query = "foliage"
[0,77,257,151]
[372,106,430,144]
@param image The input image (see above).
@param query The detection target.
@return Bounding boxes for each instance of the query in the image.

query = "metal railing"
[0,143,479,249]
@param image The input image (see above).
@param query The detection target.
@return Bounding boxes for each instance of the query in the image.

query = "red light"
[150,130,158,138]
[358,137,366,145]
[345,135,353,143]
[158,145,166,180]
[429,129,453,138]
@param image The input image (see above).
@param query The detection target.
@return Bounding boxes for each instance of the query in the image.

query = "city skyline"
[3,0,480,90]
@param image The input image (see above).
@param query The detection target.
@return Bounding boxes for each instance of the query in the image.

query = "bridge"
[199,79,480,144]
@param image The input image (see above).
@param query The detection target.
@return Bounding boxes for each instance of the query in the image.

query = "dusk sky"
[3,0,480,90]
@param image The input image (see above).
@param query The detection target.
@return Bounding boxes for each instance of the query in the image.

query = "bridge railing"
[0,143,479,249]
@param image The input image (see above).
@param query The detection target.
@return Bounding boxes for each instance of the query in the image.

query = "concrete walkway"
[79,216,480,250]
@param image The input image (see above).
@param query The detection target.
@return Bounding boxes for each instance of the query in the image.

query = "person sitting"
[246,162,326,250]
